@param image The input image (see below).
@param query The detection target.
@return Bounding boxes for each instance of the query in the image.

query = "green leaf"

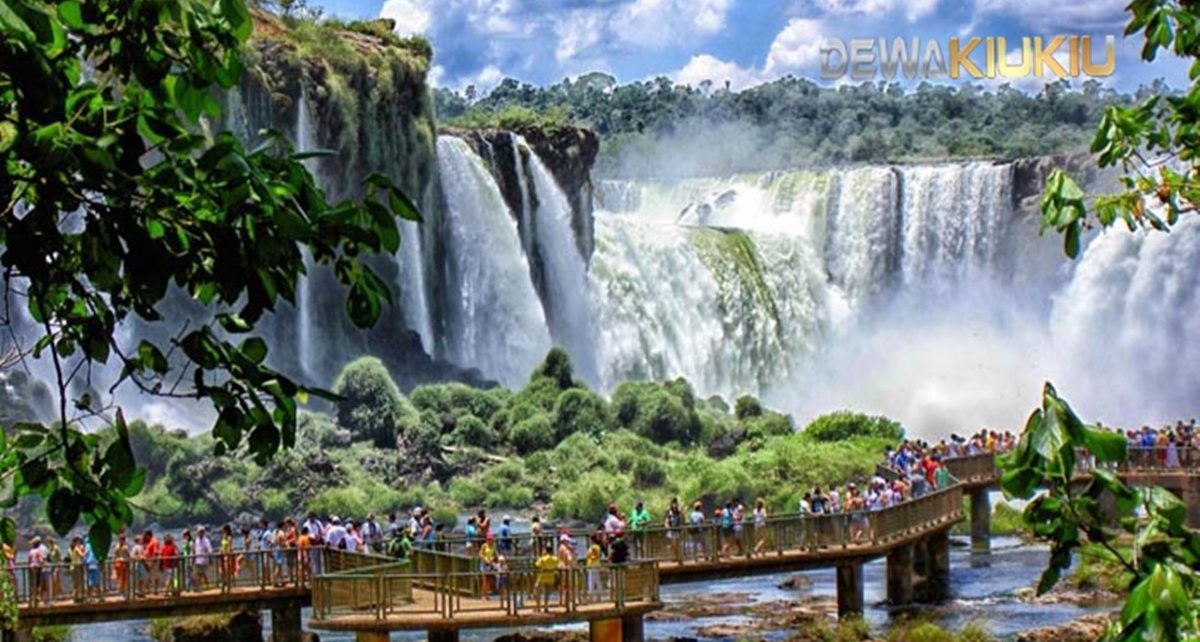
[47,488,81,535]
[88,521,111,563]
[57,1,83,29]
[1082,426,1126,462]
[0,517,15,546]
[240,336,268,365]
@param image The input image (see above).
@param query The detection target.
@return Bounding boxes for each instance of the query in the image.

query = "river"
[61,536,1103,642]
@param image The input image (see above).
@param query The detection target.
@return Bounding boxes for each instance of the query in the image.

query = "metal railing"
[311,561,660,622]
[10,548,388,609]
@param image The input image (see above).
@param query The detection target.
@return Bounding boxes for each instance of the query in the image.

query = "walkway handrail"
[310,560,660,623]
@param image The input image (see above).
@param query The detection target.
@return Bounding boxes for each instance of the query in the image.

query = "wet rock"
[1015,584,1121,606]
[1015,612,1116,642]
[491,631,588,642]
[777,574,813,590]
[157,610,262,642]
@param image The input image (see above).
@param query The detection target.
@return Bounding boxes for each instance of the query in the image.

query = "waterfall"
[519,137,600,385]
[436,136,552,386]
[294,86,317,382]
[511,134,534,256]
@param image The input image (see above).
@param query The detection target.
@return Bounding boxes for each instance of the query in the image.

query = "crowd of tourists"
[10,428,1025,604]
[1109,420,1200,468]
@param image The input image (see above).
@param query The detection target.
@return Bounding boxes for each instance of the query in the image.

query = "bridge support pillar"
[271,599,303,642]
[969,488,991,553]
[925,530,951,600]
[886,542,914,606]
[621,614,645,642]
[836,562,864,619]
[355,633,390,642]
[2,628,32,642]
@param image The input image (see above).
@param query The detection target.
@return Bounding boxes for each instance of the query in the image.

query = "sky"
[312,0,1190,93]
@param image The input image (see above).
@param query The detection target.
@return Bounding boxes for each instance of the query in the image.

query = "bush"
[534,347,575,389]
[332,357,416,448]
[298,413,351,449]
[742,411,794,447]
[734,395,764,419]
[510,413,555,454]
[449,414,494,449]
[552,388,609,441]
[307,486,370,519]
[511,375,564,413]
[803,411,904,443]
[411,383,506,425]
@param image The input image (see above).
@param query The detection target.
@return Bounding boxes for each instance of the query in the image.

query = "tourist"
[846,483,868,542]
[46,537,62,599]
[238,527,254,581]
[664,497,682,560]
[343,521,362,553]
[325,516,347,551]
[493,555,510,602]
[219,524,236,591]
[385,512,400,541]
[529,515,543,553]
[464,516,478,555]
[585,533,603,596]
[828,487,841,514]
[113,534,130,598]
[752,498,769,556]
[798,493,812,515]
[603,503,624,534]
[629,500,651,532]
[131,534,146,597]
[27,536,46,603]
[408,508,423,539]
[160,533,180,595]
[272,523,288,585]
[498,515,514,556]
[83,537,100,599]
[534,544,558,612]
[180,529,194,591]
[69,536,85,602]
[477,509,491,540]
[479,532,497,599]
[194,526,212,590]
[298,526,314,582]
[810,487,827,515]
[143,529,160,594]
[608,529,629,565]
[363,513,383,553]
[421,515,435,549]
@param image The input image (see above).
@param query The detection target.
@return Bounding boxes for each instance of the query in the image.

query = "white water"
[520,136,600,385]
[436,136,552,386]
[295,87,317,382]
[587,164,1200,436]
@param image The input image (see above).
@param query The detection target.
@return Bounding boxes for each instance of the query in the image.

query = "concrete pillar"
[912,536,929,578]
[1184,477,1200,529]
[925,530,951,600]
[621,614,645,642]
[271,600,303,642]
[886,543,914,606]
[835,562,864,619]
[969,488,991,553]
[589,618,622,642]
[428,630,460,642]
[356,633,389,642]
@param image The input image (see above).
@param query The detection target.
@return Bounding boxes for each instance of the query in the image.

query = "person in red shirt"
[159,534,180,595]
[143,530,160,594]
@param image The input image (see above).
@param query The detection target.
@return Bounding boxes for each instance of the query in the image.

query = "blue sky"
[314,0,1189,92]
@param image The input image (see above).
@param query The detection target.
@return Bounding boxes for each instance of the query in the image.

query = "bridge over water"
[6,451,1193,642]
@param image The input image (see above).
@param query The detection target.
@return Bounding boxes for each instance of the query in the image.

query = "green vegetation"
[435,74,1145,176]
[84,348,903,530]
[0,0,421,560]
[885,620,996,642]
[29,626,71,642]
[951,500,1028,538]
[1070,542,1136,595]
[790,616,872,642]
[804,411,905,443]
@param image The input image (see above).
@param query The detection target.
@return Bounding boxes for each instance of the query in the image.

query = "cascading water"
[519,137,600,385]
[295,86,317,382]
[436,136,552,387]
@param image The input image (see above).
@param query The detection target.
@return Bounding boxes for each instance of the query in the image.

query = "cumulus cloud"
[675,54,762,91]
[809,0,939,22]
[968,0,1126,32]
[764,18,826,76]
[379,0,432,36]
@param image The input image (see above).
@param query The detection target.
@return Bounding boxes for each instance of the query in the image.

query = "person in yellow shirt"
[479,533,497,599]
[585,533,602,597]
[297,527,312,585]
[534,545,558,612]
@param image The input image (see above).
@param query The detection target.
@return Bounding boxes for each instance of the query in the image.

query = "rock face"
[1010,152,1112,212]
[455,126,600,261]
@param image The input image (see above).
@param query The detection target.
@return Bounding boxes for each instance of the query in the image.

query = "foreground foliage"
[0,0,417,554]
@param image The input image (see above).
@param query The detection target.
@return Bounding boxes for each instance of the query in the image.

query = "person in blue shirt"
[84,539,100,599]
[498,515,514,556]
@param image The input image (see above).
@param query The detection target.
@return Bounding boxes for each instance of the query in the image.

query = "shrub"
[700,394,730,415]
[261,489,291,519]
[742,411,795,447]
[308,486,370,519]
[887,622,954,642]
[298,413,351,449]
[803,411,904,443]
[549,469,633,521]
[511,375,564,413]
[734,395,764,419]
[449,414,494,449]
[552,388,609,441]
[611,382,701,445]
[534,347,575,389]
[332,357,416,447]
[510,413,555,454]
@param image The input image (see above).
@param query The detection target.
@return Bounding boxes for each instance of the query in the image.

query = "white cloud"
[675,54,762,90]
[764,18,826,76]
[811,0,938,22]
[615,0,736,48]
[969,0,1125,32]
[379,0,433,36]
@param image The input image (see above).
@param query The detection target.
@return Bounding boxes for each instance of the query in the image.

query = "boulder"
[1016,612,1116,642]
[158,610,262,642]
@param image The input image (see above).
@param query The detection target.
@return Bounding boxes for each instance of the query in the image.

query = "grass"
[886,618,997,642]
[1071,542,1135,593]
[148,613,246,642]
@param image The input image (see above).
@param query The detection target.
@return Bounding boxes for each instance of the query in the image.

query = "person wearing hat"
[325,516,347,551]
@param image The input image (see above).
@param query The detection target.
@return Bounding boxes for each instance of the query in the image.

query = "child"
[585,533,602,597]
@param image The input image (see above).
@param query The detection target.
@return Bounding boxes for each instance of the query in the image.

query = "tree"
[0,0,419,554]
[1007,5,1200,641]
[332,357,415,448]
[1041,2,1199,258]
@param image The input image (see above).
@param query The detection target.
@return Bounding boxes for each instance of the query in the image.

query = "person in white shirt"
[325,517,348,550]
[193,526,213,588]
[362,514,383,553]
[408,508,423,537]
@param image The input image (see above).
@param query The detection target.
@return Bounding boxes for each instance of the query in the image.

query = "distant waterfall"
[519,137,599,385]
[436,136,552,386]
[295,87,317,382]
